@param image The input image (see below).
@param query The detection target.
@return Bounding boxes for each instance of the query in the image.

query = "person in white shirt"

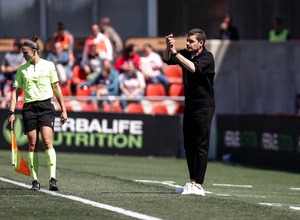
[139,44,169,91]
[80,24,113,70]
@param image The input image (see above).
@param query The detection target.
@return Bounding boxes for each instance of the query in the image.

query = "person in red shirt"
[115,44,140,73]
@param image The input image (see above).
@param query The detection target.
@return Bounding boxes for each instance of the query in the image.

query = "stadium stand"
[168,83,184,97]
[103,103,123,113]
[124,37,187,52]
[0,37,186,114]
[164,65,183,84]
[72,65,87,85]
[145,83,166,97]
[16,89,24,109]
[0,38,44,52]
[75,86,93,103]
[126,103,145,114]
[151,104,169,115]
[81,103,99,112]
[174,104,185,114]
[60,84,73,100]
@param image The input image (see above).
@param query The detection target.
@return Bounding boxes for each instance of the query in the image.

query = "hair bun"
[30,35,39,42]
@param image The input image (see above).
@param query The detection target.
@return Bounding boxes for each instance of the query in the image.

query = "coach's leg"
[183,107,197,182]
[194,105,215,188]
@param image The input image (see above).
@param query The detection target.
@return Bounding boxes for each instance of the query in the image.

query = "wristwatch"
[8,111,14,116]
[172,51,179,56]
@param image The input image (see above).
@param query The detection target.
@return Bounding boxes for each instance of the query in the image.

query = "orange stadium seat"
[17,89,24,109]
[164,65,183,84]
[75,86,94,103]
[81,103,99,112]
[55,104,74,112]
[60,84,73,102]
[60,84,72,96]
[146,83,166,97]
[174,104,185,114]
[169,83,184,97]
[103,103,123,113]
[126,103,145,114]
[72,65,87,85]
[152,104,169,115]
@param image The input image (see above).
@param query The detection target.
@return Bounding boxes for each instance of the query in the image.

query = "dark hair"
[125,44,136,55]
[274,17,283,25]
[22,35,39,51]
[58,22,66,31]
[13,39,22,48]
[188,28,206,45]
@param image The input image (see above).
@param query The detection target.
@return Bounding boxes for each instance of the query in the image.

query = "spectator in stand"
[46,42,72,85]
[81,44,102,82]
[100,17,123,60]
[115,44,140,73]
[53,22,75,67]
[139,44,169,90]
[219,14,239,40]
[79,59,119,109]
[119,60,145,109]
[0,40,26,107]
[80,24,113,71]
[80,59,119,96]
[269,17,291,42]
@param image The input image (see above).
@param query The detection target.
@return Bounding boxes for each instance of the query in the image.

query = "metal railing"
[0,96,185,114]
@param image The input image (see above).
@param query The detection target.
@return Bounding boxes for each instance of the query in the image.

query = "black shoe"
[31,180,40,190]
[49,177,59,191]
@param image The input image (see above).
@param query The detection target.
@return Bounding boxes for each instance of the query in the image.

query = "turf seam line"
[0,177,163,220]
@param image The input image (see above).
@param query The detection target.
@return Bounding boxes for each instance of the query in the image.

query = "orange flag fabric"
[11,130,31,176]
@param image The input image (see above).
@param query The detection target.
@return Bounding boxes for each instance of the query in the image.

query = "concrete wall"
[206,40,300,115]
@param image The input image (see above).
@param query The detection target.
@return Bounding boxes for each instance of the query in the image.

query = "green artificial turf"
[1,150,300,220]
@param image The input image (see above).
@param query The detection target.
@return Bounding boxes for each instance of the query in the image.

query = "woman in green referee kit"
[8,35,68,191]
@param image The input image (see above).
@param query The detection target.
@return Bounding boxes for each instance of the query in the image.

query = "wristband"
[172,51,179,56]
[8,111,14,116]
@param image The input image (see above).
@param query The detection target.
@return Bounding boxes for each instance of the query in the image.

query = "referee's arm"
[52,82,68,124]
[8,87,22,129]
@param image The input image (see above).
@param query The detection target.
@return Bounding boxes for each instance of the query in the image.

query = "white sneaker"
[191,185,205,196]
[181,182,194,195]
[175,182,192,194]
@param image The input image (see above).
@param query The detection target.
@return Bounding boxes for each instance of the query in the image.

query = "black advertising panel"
[217,114,300,170]
[1,109,181,157]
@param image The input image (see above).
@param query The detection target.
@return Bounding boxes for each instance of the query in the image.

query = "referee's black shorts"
[22,98,56,134]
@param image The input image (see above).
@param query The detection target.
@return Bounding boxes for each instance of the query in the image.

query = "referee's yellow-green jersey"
[13,59,59,103]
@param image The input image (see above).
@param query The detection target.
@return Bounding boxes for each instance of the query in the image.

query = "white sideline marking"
[259,203,283,207]
[259,203,300,211]
[290,206,300,210]
[290,188,300,190]
[0,177,162,220]
[213,183,253,188]
[216,194,231,196]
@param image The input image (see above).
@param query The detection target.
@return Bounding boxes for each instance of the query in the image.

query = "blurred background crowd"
[1,0,300,114]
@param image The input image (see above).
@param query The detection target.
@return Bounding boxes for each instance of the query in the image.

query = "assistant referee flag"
[11,130,31,176]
